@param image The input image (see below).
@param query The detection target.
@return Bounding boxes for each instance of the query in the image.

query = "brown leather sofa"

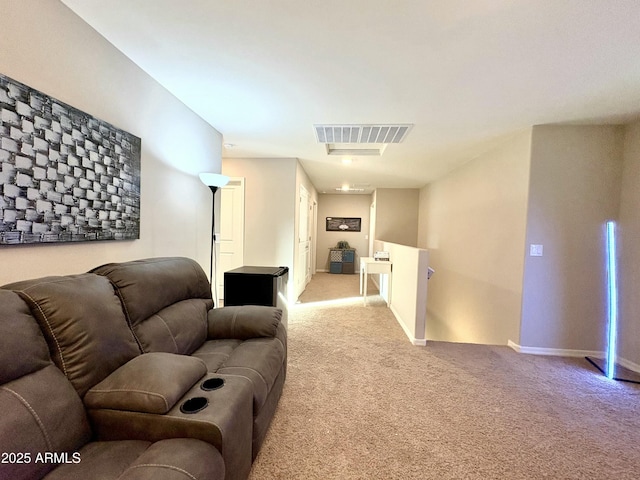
[0,288,225,480]
[0,257,287,480]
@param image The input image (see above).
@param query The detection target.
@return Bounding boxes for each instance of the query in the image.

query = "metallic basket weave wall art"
[0,73,141,245]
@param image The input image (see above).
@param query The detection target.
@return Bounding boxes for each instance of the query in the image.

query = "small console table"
[359,256,392,306]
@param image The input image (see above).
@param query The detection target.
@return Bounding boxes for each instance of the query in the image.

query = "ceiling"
[60,0,640,194]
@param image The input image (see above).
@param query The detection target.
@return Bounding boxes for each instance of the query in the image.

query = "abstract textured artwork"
[0,73,141,245]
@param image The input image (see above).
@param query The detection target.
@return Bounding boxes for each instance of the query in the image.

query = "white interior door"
[310,200,317,278]
[218,178,245,302]
[369,201,376,256]
[297,185,310,297]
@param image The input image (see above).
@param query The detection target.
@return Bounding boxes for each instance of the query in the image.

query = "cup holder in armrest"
[201,377,225,391]
[180,397,209,414]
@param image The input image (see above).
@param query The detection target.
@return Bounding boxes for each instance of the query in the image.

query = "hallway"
[296,272,381,305]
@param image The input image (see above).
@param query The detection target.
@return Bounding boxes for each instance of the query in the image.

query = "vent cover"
[335,187,365,193]
[314,124,412,144]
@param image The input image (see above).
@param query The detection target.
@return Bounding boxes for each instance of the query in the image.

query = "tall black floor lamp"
[199,173,230,306]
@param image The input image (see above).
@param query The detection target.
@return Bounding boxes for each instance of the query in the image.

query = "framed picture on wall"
[326,217,361,232]
[0,73,141,245]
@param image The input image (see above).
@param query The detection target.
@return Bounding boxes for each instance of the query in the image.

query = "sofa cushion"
[135,299,209,355]
[42,438,225,480]
[42,440,151,480]
[3,274,141,397]
[216,337,286,412]
[85,353,207,414]
[191,339,244,372]
[208,305,283,340]
[91,257,213,355]
[116,438,224,480]
[0,365,92,480]
[0,290,91,480]
[0,290,50,384]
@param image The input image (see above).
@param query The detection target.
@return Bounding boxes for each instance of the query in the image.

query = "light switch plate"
[530,244,544,257]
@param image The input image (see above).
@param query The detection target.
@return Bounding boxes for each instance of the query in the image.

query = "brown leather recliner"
[90,257,287,458]
[2,257,286,480]
[0,289,225,480]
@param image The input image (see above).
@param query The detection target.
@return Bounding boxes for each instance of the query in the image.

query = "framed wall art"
[326,217,361,232]
[0,73,141,245]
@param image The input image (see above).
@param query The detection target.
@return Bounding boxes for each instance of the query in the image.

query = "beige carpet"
[249,273,640,479]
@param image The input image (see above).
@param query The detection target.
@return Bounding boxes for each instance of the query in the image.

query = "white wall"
[221,157,297,270]
[316,194,371,271]
[617,121,640,367]
[418,130,531,345]
[0,0,221,285]
[519,125,624,353]
[222,158,318,301]
[375,240,429,345]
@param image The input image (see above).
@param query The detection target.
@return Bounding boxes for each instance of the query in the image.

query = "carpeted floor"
[248,273,640,479]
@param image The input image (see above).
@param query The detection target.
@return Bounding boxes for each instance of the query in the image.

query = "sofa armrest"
[118,438,225,480]
[84,353,207,414]
[208,305,282,340]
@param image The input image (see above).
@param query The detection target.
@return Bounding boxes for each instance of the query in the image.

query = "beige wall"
[222,158,297,270]
[0,0,221,285]
[316,194,371,271]
[418,130,531,345]
[374,188,419,247]
[520,125,624,352]
[617,121,640,366]
[222,158,319,301]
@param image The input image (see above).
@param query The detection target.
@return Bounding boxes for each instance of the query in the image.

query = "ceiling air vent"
[313,124,413,156]
[314,124,412,144]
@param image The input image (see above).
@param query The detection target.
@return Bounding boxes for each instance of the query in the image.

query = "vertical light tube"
[605,221,618,379]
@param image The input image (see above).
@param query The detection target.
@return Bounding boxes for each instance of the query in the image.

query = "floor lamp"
[585,220,640,384]
[199,173,230,306]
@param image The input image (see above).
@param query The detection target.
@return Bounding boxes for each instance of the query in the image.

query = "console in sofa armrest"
[208,305,282,340]
[84,353,207,414]
[88,373,254,480]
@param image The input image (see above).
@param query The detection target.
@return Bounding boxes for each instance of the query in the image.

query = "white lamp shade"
[199,173,230,188]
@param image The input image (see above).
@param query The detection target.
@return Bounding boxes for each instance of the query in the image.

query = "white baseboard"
[390,305,427,346]
[507,340,640,374]
[507,340,601,358]
[617,357,640,373]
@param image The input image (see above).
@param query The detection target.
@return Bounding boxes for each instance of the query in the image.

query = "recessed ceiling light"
[341,158,353,165]
[335,185,365,193]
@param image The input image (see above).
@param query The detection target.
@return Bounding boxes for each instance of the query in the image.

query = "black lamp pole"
[199,172,229,307]
[208,185,219,305]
